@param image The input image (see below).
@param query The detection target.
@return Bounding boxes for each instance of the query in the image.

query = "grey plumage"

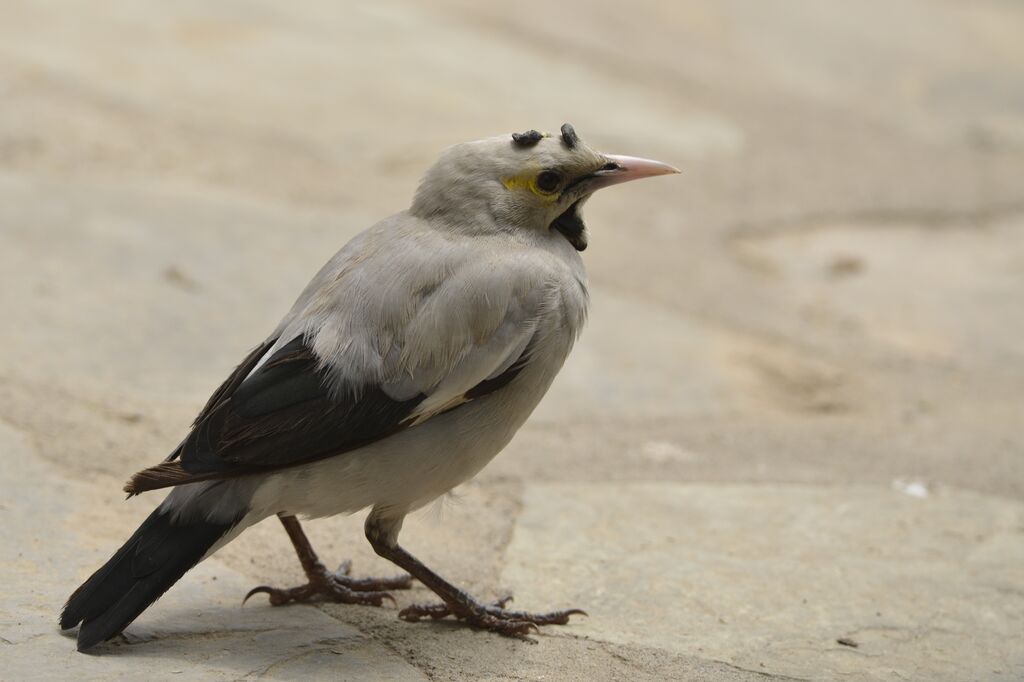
[61,124,678,649]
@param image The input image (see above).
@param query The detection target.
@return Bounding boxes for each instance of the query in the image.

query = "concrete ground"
[1,1,1023,680]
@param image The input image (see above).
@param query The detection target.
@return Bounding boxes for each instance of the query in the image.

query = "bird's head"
[411,123,678,251]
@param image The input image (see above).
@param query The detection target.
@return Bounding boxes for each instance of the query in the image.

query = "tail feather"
[60,505,242,651]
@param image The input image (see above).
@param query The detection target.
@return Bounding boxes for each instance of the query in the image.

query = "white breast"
[246,308,579,523]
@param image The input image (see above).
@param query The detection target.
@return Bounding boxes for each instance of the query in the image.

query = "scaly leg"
[244,514,413,607]
[365,513,586,637]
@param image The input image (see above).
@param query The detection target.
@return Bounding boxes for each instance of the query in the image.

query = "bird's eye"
[535,170,562,193]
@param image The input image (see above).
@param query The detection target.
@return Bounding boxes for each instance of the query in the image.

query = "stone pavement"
[1,1,1022,680]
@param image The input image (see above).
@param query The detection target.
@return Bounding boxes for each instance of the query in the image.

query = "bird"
[59,123,678,650]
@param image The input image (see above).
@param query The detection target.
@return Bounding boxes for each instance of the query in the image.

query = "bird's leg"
[244,514,413,607]
[365,514,586,638]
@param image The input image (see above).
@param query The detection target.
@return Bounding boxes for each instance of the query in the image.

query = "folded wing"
[125,248,547,495]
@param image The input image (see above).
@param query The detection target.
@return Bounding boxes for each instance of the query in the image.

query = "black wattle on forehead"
[560,123,578,149]
[511,130,543,147]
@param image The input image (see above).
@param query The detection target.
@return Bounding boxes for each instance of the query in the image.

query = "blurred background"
[1,1,1022,680]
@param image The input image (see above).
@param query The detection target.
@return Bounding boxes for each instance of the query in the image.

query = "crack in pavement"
[708,658,812,681]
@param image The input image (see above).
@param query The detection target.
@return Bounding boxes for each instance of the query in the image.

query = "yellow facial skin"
[501,173,560,203]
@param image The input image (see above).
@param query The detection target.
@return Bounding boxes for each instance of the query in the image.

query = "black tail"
[60,505,241,651]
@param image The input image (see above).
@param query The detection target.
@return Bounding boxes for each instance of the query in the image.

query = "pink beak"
[589,154,680,190]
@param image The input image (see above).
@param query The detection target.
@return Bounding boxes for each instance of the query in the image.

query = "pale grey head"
[411,123,678,251]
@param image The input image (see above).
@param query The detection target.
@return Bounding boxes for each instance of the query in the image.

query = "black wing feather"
[193,338,276,426]
[177,336,425,475]
[125,334,529,494]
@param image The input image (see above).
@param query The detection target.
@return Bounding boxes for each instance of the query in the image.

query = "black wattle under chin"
[551,202,588,251]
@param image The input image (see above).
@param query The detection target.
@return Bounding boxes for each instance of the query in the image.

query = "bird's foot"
[398,594,587,637]
[244,560,413,607]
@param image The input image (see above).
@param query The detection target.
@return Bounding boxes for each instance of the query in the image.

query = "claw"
[242,584,302,607]
[398,602,451,621]
[244,560,409,608]
[397,597,585,637]
[242,585,270,606]
[492,594,515,609]
[496,619,538,637]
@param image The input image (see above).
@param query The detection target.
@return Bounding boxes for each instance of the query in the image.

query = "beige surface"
[1,1,1023,680]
